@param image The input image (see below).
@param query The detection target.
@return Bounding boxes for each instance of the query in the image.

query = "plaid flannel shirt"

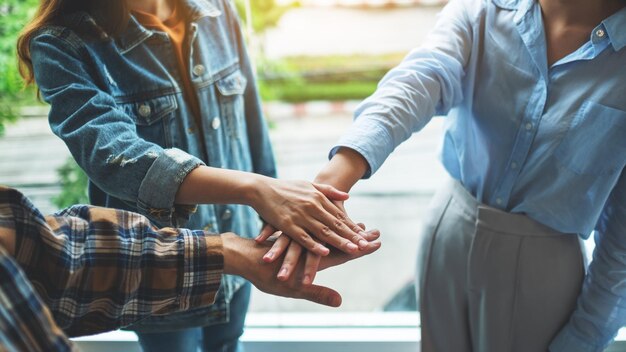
[0,186,224,351]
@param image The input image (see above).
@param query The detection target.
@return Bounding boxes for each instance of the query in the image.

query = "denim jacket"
[30,0,276,331]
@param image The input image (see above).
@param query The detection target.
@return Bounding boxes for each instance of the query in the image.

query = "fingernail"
[358,239,368,249]
[346,242,358,251]
[264,251,274,260]
[278,267,288,280]
[255,235,262,241]
[318,245,330,255]
[303,275,311,285]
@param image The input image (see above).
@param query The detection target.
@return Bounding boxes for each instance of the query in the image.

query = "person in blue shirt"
[17,0,372,351]
[259,0,626,350]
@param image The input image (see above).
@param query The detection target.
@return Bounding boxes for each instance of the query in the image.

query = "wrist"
[238,172,265,208]
[315,147,368,192]
[221,233,245,276]
[221,232,260,279]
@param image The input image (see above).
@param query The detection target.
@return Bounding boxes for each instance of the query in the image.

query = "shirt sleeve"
[0,186,224,338]
[550,168,626,352]
[330,0,477,177]
[30,29,204,227]
[0,246,77,352]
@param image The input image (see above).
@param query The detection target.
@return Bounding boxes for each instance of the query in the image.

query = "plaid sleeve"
[0,246,78,352]
[0,186,223,338]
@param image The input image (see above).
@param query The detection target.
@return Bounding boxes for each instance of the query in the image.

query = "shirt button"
[193,64,205,76]
[511,162,518,169]
[496,198,503,205]
[222,209,232,220]
[595,29,605,38]
[211,117,221,130]
[525,123,533,131]
[138,104,151,117]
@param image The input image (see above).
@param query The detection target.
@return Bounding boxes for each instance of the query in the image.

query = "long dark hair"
[17,0,129,86]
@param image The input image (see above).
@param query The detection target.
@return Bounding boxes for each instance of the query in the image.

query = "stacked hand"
[223,230,381,306]
[253,180,376,286]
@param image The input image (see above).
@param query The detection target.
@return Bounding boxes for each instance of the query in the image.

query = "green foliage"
[257,53,405,102]
[52,158,90,208]
[265,80,378,102]
[233,0,297,34]
[0,0,39,135]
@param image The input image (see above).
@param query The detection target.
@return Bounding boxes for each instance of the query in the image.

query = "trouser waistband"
[446,177,570,237]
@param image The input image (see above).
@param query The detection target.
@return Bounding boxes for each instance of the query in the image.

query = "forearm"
[222,232,255,277]
[16,205,223,337]
[315,147,369,192]
[175,165,264,206]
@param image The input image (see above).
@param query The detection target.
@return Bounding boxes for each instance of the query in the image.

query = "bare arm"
[314,147,370,191]
[177,165,369,256]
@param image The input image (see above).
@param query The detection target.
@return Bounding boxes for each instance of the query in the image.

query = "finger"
[319,238,382,271]
[307,218,360,254]
[362,229,380,241]
[314,204,369,251]
[256,223,278,243]
[357,222,366,230]
[277,240,304,281]
[322,200,370,249]
[284,226,330,256]
[302,251,322,285]
[263,235,291,263]
[313,183,349,202]
[297,284,342,307]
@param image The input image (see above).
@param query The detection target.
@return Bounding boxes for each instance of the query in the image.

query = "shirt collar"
[602,6,626,52]
[513,0,535,23]
[491,0,520,11]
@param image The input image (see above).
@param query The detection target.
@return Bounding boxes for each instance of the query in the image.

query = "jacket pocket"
[216,69,247,139]
[555,101,626,176]
[118,94,178,147]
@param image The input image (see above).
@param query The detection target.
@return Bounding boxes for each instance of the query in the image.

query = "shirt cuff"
[178,229,224,312]
[330,116,396,178]
[550,325,606,352]
[137,148,204,226]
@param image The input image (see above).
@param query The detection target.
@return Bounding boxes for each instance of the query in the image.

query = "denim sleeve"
[550,168,626,352]
[30,31,204,226]
[330,0,476,177]
[225,0,277,179]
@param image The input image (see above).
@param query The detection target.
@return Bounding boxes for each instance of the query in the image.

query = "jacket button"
[222,209,232,220]
[211,117,221,130]
[193,65,205,76]
[138,104,151,117]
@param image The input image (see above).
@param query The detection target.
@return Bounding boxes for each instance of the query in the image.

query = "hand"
[263,223,377,285]
[250,179,370,256]
[221,232,381,307]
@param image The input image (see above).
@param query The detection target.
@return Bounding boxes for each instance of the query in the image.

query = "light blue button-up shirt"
[332,0,626,350]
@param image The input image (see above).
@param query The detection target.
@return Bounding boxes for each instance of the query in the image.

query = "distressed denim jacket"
[30,0,276,331]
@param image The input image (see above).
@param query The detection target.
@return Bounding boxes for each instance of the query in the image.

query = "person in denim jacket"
[17,0,373,350]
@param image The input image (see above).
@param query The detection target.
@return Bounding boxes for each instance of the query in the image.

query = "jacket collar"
[116,0,222,54]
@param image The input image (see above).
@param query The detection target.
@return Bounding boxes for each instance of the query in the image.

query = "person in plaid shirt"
[0,186,381,351]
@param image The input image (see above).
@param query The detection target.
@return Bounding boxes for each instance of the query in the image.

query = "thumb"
[256,223,277,243]
[313,183,349,201]
[298,284,343,307]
